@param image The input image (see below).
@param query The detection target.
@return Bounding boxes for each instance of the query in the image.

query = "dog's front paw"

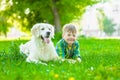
[26,57,39,63]
[38,61,47,66]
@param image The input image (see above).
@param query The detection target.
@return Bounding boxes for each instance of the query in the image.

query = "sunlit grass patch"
[0,38,120,80]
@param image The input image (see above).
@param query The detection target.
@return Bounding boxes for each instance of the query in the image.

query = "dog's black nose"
[47,32,50,35]
[46,32,50,38]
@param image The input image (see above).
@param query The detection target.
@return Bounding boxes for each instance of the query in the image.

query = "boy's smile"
[62,31,76,46]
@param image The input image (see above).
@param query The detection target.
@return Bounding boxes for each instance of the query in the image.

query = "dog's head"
[31,23,55,44]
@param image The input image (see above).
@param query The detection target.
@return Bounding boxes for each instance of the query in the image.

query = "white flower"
[90,66,94,71]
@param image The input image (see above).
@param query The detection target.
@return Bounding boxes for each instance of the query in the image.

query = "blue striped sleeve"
[56,40,65,58]
[74,41,80,58]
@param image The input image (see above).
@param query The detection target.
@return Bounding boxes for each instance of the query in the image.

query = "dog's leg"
[26,57,39,63]
[19,44,29,56]
[38,61,47,66]
[26,57,47,65]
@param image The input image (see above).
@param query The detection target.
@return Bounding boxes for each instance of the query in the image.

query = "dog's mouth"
[41,36,50,44]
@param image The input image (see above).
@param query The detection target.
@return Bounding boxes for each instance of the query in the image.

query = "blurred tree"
[103,16,116,36]
[0,0,98,35]
[98,9,116,36]
[0,12,11,37]
[117,25,120,35]
[0,16,8,37]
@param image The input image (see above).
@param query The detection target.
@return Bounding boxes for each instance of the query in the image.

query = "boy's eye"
[73,34,76,37]
[67,34,71,36]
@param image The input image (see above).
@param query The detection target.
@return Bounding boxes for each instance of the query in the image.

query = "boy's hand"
[77,58,81,63]
[67,59,76,64]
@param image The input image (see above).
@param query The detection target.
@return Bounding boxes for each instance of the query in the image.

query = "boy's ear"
[62,33,64,38]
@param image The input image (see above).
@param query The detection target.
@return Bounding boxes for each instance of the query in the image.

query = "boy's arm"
[74,41,81,62]
[56,43,65,58]
[74,42,81,57]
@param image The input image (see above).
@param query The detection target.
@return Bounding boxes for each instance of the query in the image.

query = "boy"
[56,23,81,62]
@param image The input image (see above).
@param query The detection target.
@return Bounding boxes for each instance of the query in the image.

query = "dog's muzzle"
[46,32,50,38]
[41,32,51,44]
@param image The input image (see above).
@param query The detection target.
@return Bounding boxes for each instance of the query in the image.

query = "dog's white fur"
[20,23,58,63]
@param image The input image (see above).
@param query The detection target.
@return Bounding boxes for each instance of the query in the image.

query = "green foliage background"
[0,0,98,34]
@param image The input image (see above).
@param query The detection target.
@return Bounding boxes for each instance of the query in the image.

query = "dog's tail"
[19,44,29,56]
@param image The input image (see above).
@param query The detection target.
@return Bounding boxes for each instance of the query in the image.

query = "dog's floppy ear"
[51,25,55,38]
[31,24,40,37]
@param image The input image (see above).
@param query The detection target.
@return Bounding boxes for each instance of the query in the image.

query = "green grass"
[0,38,120,80]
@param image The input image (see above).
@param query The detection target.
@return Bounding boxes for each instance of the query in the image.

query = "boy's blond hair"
[62,23,77,34]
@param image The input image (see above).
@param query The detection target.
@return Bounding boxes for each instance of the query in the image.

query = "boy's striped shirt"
[56,39,80,59]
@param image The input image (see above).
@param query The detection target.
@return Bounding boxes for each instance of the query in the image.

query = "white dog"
[20,23,58,63]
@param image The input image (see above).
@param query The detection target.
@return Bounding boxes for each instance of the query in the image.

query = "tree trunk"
[51,0,61,32]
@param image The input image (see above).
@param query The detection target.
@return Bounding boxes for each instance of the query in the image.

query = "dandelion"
[90,66,94,71]
[68,77,75,80]
[54,74,59,78]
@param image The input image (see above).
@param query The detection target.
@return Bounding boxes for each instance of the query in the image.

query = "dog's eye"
[41,28,44,30]
[48,28,51,30]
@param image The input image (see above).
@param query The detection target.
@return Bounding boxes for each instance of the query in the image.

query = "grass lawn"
[0,38,120,80]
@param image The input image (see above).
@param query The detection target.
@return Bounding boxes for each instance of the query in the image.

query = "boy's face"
[62,31,77,46]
